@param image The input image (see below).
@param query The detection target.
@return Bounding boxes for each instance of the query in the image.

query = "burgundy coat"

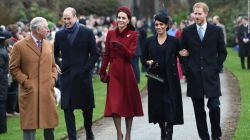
[100,27,143,117]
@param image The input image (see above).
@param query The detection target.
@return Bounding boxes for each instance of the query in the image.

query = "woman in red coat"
[99,6,143,140]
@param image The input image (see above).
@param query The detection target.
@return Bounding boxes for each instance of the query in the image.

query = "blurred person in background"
[5,24,20,117]
[0,30,11,134]
[236,16,250,70]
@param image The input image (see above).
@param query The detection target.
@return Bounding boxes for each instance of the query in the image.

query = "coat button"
[173,73,176,75]
[201,67,204,70]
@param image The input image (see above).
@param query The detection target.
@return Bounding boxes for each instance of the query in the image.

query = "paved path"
[75,70,238,140]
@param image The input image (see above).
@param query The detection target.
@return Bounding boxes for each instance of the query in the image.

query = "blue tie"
[36,40,42,51]
[198,27,204,41]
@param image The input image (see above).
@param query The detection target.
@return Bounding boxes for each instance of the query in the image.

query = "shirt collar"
[196,22,207,31]
[31,33,40,44]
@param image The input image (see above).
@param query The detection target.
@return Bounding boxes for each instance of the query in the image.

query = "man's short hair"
[30,17,47,32]
[193,2,209,13]
[63,7,77,17]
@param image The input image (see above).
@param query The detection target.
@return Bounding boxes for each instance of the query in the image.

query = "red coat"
[100,27,143,117]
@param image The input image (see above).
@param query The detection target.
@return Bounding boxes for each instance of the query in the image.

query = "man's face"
[37,22,49,39]
[63,10,77,29]
[194,7,207,26]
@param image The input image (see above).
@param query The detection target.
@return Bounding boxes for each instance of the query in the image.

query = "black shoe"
[86,130,95,140]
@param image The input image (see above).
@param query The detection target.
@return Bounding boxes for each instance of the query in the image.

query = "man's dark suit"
[237,24,250,69]
[180,23,227,140]
[54,24,99,140]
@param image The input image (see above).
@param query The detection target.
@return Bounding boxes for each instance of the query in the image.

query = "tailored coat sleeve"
[54,33,61,67]
[121,32,138,61]
[179,29,189,68]
[100,31,111,75]
[217,27,227,71]
[140,37,151,69]
[82,29,100,73]
[9,44,28,84]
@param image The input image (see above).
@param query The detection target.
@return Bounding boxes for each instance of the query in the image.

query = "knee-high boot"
[159,122,166,140]
[166,123,173,140]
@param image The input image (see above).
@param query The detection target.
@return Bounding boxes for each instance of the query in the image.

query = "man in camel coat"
[9,17,58,140]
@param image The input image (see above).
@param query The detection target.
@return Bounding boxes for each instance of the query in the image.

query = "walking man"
[54,7,99,140]
[180,2,227,140]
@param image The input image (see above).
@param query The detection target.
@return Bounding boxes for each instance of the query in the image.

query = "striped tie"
[36,40,42,51]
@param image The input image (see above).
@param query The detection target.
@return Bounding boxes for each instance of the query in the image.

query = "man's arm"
[83,29,100,73]
[217,27,227,70]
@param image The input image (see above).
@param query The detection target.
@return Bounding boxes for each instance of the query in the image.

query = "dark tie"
[36,40,42,52]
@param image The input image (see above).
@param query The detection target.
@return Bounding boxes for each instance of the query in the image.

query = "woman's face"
[117,12,129,30]
[155,20,168,35]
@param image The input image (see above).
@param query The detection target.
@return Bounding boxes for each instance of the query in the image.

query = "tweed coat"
[9,35,58,129]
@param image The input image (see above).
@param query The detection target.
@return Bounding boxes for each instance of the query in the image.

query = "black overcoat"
[54,25,99,109]
[141,35,183,125]
[0,46,8,101]
[237,25,250,57]
[180,23,227,99]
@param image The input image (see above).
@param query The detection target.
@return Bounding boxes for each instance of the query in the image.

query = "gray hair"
[63,7,77,17]
[30,17,47,31]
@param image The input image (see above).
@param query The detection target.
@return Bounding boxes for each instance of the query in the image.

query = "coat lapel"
[191,24,202,44]
[25,35,40,56]
[202,23,212,44]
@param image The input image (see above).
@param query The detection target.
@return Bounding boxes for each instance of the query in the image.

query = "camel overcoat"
[9,35,58,129]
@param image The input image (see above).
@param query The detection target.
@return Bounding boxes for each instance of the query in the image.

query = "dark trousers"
[0,101,7,133]
[23,128,54,140]
[64,107,93,140]
[132,56,140,83]
[240,56,250,69]
[6,93,18,113]
[191,97,221,140]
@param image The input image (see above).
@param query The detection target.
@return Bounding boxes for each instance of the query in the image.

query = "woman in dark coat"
[141,13,183,140]
[99,6,143,140]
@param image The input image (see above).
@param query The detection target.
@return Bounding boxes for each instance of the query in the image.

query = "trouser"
[240,56,250,69]
[0,101,7,133]
[192,97,221,140]
[6,93,18,113]
[23,128,54,140]
[64,107,93,140]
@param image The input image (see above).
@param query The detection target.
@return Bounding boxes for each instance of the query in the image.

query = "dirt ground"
[221,70,241,140]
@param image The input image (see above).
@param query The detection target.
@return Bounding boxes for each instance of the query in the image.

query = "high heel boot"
[159,122,166,140]
[166,123,173,140]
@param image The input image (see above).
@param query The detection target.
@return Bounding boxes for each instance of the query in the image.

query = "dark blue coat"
[54,25,99,109]
[180,23,227,99]
[0,46,8,101]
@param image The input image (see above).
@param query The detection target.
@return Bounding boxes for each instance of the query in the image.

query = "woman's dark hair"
[154,13,170,31]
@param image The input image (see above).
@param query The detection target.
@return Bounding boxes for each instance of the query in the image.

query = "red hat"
[116,6,132,19]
